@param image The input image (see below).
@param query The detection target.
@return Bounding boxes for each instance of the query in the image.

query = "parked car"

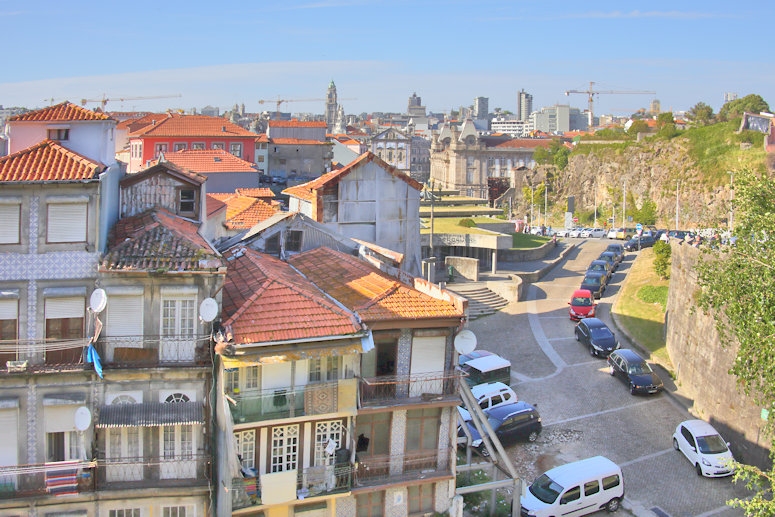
[605,243,625,264]
[623,234,656,251]
[597,251,619,271]
[580,271,606,299]
[587,259,613,282]
[607,227,622,239]
[569,227,585,238]
[615,227,636,240]
[458,401,542,456]
[607,349,664,395]
[457,381,518,422]
[568,289,597,321]
[672,420,735,477]
[574,318,620,357]
[458,350,512,387]
[581,228,606,238]
[556,228,573,237]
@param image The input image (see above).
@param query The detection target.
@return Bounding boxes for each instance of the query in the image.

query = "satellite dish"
[89,289,107,313]
[454,329,477,355]
[199,297,218,323]
[74,406,92,431]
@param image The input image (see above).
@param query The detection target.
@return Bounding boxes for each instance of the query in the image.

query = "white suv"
[457,381,517,422]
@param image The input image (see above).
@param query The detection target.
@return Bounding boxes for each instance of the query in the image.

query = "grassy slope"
[612,248,672,369]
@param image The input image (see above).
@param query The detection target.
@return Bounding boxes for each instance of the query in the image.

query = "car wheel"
[629,383,636,395]
[574,331,580,342]
[589,346,596,357]
[695,463,703,476]
[673,437,680,451]
[479,446,490,458]
[528,431,539,442]
[609,365,616,376]
[605,497,620,512]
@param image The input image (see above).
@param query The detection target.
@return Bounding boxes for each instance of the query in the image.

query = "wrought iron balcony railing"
[354,447,452,486]
[358,370,462,407]
[230,380,342,424]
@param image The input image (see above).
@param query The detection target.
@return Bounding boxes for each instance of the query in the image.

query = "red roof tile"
[102,208,221,272]
[128,113,256,138]
[0,139,105,182]
[9,101,112,122]
[115,112,168,131]
[206,195,227,217]
[161,149,257,173]
[490,139,553,149]
[270,138,329,146]
[236,188,274,199]
[268,120,328,128]
[221,247,364,344]
[289,247,464,323]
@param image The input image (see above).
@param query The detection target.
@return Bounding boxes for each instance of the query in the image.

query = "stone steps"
[444,282,510,319]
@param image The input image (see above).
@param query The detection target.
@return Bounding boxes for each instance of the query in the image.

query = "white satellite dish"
[89,289,107,313]
[74,406,92,431]
[454,329,477,355]
[199,297,218,323]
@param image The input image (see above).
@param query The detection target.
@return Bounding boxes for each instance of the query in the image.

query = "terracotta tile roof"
[289,247,464,323]
[267,120,328,128]
[221,247,364,344]
[490,138,553,149]
[123,161,206,187]
[102,207,222,272]
[270,138,329,146]
[8,101,112,122]
[115,112,168,131]
[0,139,105,182]
[283,152,422,202]
[255,134,270,143]
[206,195,227,217]
[128,113,257,138]
[161,149,257,173]
[235,187,274,199]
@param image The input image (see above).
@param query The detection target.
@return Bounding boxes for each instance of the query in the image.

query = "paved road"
[466,239,750,517]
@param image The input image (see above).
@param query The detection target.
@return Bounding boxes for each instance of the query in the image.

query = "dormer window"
[178,189,198,217]
[47,129,69,141]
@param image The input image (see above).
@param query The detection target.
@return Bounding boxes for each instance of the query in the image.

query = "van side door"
[558,485,595,516]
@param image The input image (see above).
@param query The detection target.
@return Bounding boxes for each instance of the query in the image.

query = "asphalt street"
[465,239,751,517]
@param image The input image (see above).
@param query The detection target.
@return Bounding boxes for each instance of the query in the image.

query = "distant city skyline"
[1,1,772,117]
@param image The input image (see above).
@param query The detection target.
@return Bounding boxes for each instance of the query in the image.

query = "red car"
[568,289,597,321]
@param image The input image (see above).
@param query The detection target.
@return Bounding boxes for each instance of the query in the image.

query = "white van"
[520,456,624,516]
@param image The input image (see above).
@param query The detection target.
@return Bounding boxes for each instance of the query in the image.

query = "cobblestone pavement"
[465,238,751,517]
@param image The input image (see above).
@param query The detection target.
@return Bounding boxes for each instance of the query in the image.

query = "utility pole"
[594,179,598,228]
[544,183,548,228]
[622,180,626,228]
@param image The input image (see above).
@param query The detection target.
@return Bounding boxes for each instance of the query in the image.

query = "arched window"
[165,393,191,403]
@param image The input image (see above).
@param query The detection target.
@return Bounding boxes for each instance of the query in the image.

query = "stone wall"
[666,244,771,468]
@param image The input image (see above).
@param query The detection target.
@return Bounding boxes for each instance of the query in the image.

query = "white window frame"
[235,430,256,470]
[173,143,188,152]
[162,506,191,517]
[45,430,79,462]
[154,143,168,158]
[191,142,205,150]
[109,509,141,517]
[314,420,342,466]
[107,426,142,482]
[229,142,243,158]
[271,424,299,472]
[160,295,196,362]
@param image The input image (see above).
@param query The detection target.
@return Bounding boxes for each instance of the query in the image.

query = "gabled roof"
[160,149,257,173]
[490,139,552,150]
[270,138,330,146]
[289,247,464,323]
[0,139,105,182]
[283,151,422,201]
[121,161,206,188]
[235,188,274,199]
[127,113,256,138]
[267,120,328,128]
[9,101,112,122]
[206,194,227,218]
[115,112,169,132]
[101,207,221,272]
[208,193,279,230]
[221,247,364,344]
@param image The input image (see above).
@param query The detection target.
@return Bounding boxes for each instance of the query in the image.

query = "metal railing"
[355,448,452,485]
[230,381,340,424]
[358,370,462,406]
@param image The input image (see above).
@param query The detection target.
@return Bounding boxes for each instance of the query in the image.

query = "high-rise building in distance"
[517,89,533,122]
[473,96,489,120]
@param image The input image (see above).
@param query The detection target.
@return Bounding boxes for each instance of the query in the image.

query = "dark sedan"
[458,401,542,456]
[624,234,656,251]
[574,317,620,357]
[587,259,612,282]
[605,243,625,264]
[597,251,619,271]
[607,349,664,395]
[580,271,606,299]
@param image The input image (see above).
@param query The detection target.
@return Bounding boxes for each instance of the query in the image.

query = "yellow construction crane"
[80,94,183,110]
[258,96,356,118]
[565,82,655,126]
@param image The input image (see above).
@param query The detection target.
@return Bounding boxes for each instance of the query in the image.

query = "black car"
[587,259,612,282]
[458,401,542,456]
[607,349,664,395]
[597,251,619,271]
[580,271,606,299]
[624,234,656,251]
[605,243,625,264]
[574,317,620,357]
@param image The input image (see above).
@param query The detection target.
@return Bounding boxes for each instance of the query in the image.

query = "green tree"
[717,94,770,122]
[634,199,657,225]
[695,168,775,516]
[687,102,715,126]
[652,241,671,279]
[627,119,649,136]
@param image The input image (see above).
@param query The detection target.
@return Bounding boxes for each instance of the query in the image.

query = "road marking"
[527,284,567,372]
[543,398,662,426]
[618,448,673,467]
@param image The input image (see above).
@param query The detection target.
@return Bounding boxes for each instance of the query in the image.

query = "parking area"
[466,240,750,517]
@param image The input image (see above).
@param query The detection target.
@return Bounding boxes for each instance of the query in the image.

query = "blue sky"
[1,0,772,118]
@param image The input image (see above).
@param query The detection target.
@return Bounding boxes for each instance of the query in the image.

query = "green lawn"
[612,248,673,370]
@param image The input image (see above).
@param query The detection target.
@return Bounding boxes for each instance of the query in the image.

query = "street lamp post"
[728,171,734,233]
[530,185,535,231]
[594,180,598,228]
[622,180,626,228]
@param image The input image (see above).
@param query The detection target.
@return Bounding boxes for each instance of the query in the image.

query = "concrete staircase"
[444,281,510,319]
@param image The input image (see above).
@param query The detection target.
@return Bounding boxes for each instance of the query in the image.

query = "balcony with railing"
[229,379,354,424]
[0,455,211,499]
[358,370,462,407]
[0,334,212,374]
[355,448,452,487]
[231,463,354,511]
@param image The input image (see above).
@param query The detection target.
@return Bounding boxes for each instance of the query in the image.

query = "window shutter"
[106,295,144,336]
[47,203,87,243]
[0,299,18,320]
[0,204,20,244]
[45,297,85,319]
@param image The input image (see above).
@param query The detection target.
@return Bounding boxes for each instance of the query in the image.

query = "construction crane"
[565,82,655,127]
[80,94,183,110]
[258,96,356,118]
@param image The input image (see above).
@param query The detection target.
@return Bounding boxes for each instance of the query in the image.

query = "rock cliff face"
[538,139,733,228]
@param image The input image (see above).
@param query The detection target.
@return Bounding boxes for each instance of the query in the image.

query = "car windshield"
[590,327,613,339]
[628,361,653,375]
[589,264,605,272]
[697,434,729,454]
[583,276,600,286]
[529,473,563,504]
[572,296,593,306]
